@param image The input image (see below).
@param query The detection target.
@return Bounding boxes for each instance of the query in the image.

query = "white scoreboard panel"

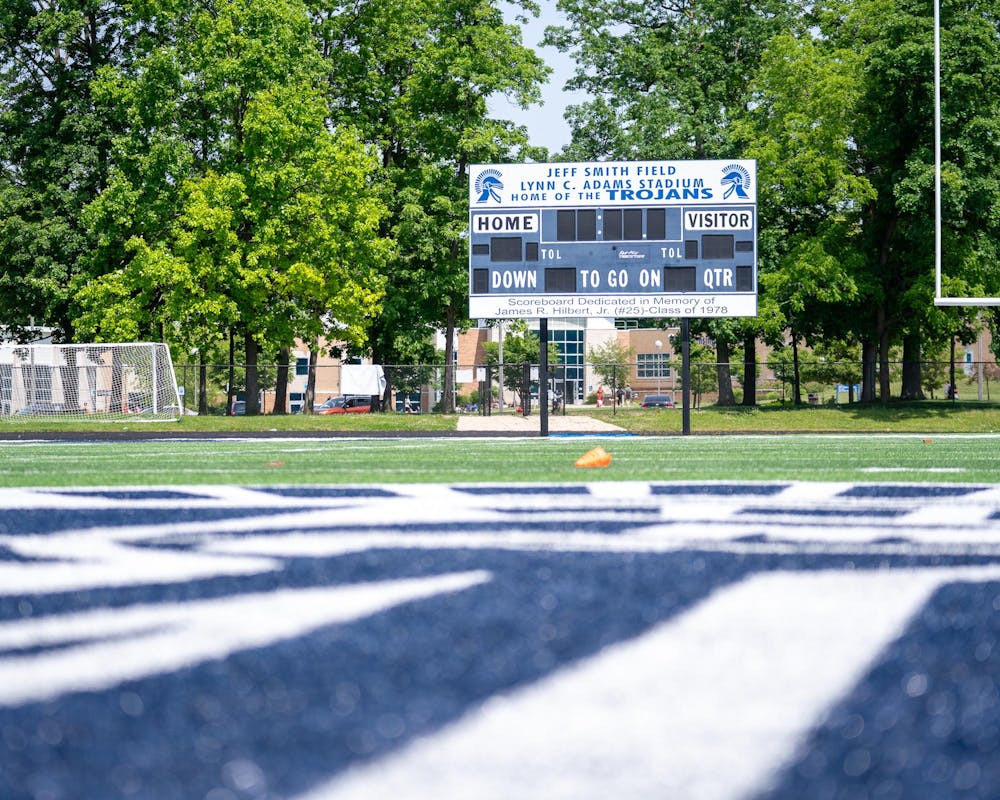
[468,160,758,319]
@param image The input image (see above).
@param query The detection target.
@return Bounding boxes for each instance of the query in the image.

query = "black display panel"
[473,269,489,294]
[665,267,697,291]
[623,209,643,240]
[702,234,735,259]
[545,268,577,292]
[490,237,523,262]
[557,210,576,241]
[647,209,666,240]
[603,210,622,240]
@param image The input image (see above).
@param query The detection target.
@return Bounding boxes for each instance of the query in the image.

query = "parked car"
[316,395,372,414]
[641,393,675,408]
[228,400,246,416]
[16,402,72,415]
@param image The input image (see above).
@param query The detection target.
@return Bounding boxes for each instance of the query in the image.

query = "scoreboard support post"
[681,319,691,436]
[539,317,549,437]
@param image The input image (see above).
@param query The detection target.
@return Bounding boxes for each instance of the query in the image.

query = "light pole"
[654,339,662,395]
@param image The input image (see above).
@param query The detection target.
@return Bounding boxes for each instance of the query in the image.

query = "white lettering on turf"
[0,571,489,706]
[299,566,1000,800]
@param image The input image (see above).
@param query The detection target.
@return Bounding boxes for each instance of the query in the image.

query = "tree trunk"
[899,332,924,400]
[244,330,259,415]
[741,332,756,406]
[861,339,877,402]
[198,354,208,415]
[227,329,236,415]
[950,336,957,401]
[304,347,318,413]
[273,346,289,414]
[715,338,735,406]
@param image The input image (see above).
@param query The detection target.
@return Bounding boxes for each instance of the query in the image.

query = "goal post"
[933,0,1000,307]
[0,343,182,422]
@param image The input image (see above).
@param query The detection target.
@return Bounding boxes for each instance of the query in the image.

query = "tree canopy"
[2,0,1000,410]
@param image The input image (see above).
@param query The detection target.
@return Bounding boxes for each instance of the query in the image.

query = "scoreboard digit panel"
[468,160,758,319]
[470,205,753,292]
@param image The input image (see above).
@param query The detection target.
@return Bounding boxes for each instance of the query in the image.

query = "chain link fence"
[172,360,999,415]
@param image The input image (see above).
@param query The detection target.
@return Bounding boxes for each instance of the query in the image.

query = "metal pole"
[498,320,505,412]
[934,0,943,300]
[682,319,691,435]
[539,317,549,437]
[978,328,984,401]
[151,343,158,414]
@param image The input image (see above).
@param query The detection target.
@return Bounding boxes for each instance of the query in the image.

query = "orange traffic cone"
[575,446,612,468]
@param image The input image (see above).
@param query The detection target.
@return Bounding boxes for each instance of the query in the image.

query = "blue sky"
[489,0,590,153]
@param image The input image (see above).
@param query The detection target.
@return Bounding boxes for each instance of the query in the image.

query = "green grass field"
[1,433,997,487]
[2,399,999,434]
[3,401,998,487]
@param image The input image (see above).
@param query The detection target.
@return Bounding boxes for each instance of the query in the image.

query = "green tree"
[0,0,132,340]
[547,0,799,404]
[688,340,717,408]
[811,339,864,403]
[734,28,871,404]
[314,0,549,412]
[733,0,1000,405]
[836,0,1000,401]
[72,0,391,414]
[549,0,798,161]
[587,338,635,399]
[481,322,560,407]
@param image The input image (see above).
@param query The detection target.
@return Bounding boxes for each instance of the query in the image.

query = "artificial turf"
[1,433,997,487]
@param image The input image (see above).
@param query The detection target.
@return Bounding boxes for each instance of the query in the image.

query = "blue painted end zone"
[0,481,998,800]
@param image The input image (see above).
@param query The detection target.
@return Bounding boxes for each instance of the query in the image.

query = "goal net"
[0,343,182,422]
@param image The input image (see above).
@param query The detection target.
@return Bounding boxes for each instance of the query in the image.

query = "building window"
[637,353,671,378]
[534,327,585,402]
[295,358,309,376]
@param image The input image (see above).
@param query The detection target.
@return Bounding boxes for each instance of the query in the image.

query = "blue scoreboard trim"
[468,160,758,319]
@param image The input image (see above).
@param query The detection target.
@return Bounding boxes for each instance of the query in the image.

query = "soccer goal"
[0,343,182,421]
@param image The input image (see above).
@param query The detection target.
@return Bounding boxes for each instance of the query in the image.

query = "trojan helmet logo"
[720,164,751,200]
[474,168,504,203]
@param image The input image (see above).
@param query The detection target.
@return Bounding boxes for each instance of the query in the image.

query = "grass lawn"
[1,433,997,487]
[588,401,1000,433]
[2,400,999,435]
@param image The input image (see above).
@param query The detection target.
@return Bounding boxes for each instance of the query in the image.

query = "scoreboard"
[468,160,757,319]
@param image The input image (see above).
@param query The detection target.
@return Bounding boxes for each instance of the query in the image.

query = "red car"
[316,395,371,414]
